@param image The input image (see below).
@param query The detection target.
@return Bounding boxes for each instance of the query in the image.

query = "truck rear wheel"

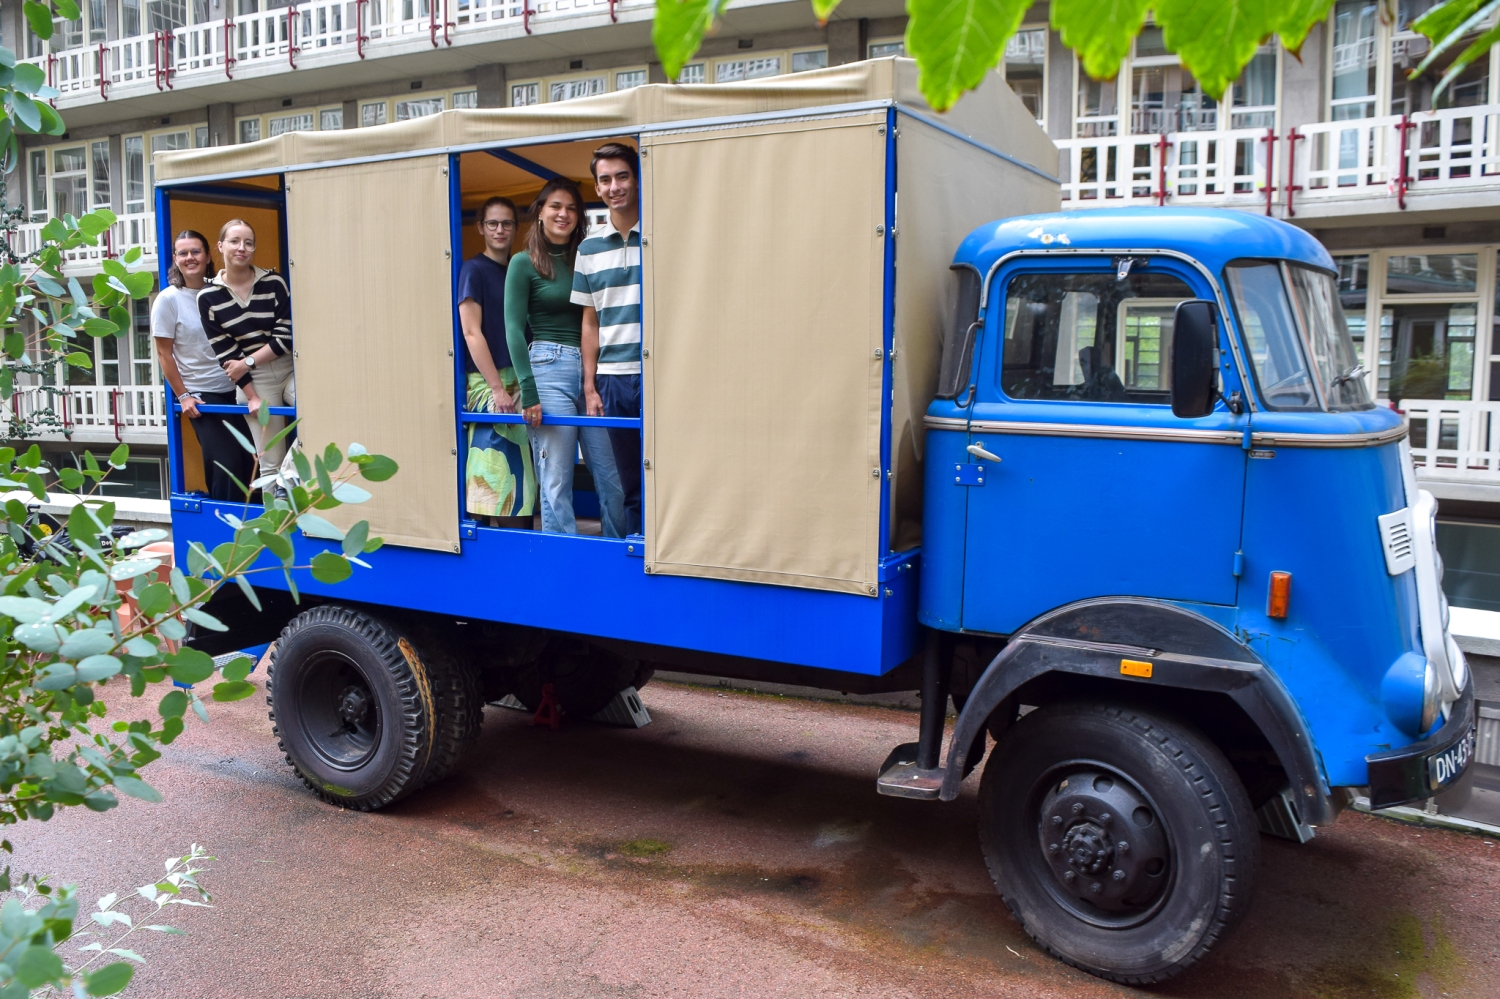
[977,700,1258,985]
[267,606,480,810]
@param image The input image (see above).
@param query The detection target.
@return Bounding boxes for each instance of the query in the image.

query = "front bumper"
[1365,673,1476,809]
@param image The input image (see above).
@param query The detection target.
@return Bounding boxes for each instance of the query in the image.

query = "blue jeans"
[528,342,626,537]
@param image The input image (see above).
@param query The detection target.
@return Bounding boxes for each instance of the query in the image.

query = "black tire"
[408,626,484,789]
[512,638,640,718]
[267,606,478,810]
[977,700,1258,985]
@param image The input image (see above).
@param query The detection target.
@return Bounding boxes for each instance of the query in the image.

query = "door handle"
[967,444,1001,462]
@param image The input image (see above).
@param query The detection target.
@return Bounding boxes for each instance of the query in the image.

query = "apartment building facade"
[3,3,1499,529]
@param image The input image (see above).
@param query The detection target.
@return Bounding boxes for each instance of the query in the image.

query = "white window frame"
[867,38,904,59]
[1000,23,1049,129]
[789,47,829,74]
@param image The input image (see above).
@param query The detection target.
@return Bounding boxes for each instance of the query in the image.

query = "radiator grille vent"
[1478,704,1500,769]
[1377,508,1416,576]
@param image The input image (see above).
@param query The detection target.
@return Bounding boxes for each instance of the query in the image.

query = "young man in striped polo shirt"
[576,141,644,535]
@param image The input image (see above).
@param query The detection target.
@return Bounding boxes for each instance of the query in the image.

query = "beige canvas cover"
[283,155,460,552]
[640,113,888,596]
[153,59,1056,185]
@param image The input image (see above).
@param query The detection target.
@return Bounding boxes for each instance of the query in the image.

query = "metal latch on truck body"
[955,464,987,486]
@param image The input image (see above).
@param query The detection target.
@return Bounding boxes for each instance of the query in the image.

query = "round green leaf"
[14,943,63,988]
[211,680,256,702]
[310,551,353,584]
[220,655,254,682]
[86,961,136,997]
[22,1,53,42]
[158,689,188,719]
[357,455,399,482]
[75,654,122,682]
[164,648,215,684]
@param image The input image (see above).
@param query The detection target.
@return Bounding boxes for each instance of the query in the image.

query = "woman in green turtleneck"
[504,178,625,537]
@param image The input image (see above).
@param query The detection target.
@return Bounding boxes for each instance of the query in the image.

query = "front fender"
[941,597,1335,826]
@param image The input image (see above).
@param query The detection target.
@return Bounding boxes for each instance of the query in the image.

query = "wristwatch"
[244,355,257,369]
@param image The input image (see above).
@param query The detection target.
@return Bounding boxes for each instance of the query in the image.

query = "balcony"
[12,213,157,279]
[26,0,653,113]
[1402,399,1500,503]
[1056,103,1500,219]
[7,385,170,446]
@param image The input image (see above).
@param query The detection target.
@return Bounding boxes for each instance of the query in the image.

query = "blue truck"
[152,62,1475,983]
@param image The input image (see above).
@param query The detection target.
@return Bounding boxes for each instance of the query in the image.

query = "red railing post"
[429,0,438,46]
[1153,132,1171,206]
[1283,128,1304,217]
[45,52,56,105]
[444,0,454,45]
[356,0,370,58]
[1396,113,1416,210]
[1260,126,1276,216]
[288,6,300,68]
[608,0,616,21]
[111,388,122,442]
[97,43,109,100]
[224,18,237,79]
[523,0,533,34]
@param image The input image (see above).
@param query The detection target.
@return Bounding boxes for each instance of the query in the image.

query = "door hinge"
[954,463,986,486]
[1232,551,1245,577]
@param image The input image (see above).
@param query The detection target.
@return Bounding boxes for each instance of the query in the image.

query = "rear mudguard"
[941,597,1335,826]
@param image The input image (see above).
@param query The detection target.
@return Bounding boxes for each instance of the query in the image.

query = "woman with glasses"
[505,178,625,536]
[459,196,536,523]
[198,218,295,488]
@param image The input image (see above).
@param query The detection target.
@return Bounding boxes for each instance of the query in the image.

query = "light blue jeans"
[528,342,626,537]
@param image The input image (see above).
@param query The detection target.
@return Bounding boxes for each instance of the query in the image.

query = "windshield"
[1225,261,1373,412]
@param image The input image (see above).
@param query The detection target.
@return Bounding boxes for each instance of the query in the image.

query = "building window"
[716,57,781,82]
[677,64,704,84]
[451,90,478,109]
[615,70,647,90]
[320,108,344,129]
[122,0,142,35]
[1230,45,1277,128]
[52,148,89,220]
[90,141,111,210]
[268,113,316,136]
[194,125,210,147]
[791,49,827,73]
[511,83,539,106]
[1076,70,1119,136]
[1129,27,1214,133]
[124,136,145,214]
[28,150,46,222]
[361,102,388,126]
[1004,28,1047,122]
[1334,254,1371,385]
[149,132,188,191]
[239,118,262,143]
[1391,17,1490,115]
[549,77,605,102]
[1330,0,1378,120]
[133,298,154,387]
[868,40,904,58]
[396,97,445,119]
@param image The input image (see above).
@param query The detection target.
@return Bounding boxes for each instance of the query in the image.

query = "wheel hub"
[337,685,371,726]
[1039,768,1171,914]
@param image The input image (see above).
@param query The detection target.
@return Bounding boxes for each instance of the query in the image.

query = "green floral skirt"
[465,369,537,518]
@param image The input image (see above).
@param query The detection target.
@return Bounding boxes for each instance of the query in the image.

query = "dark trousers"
[597,373,641,536]
[191,390,257,501]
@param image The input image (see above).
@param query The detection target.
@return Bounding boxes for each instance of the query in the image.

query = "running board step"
[875,741,945,800]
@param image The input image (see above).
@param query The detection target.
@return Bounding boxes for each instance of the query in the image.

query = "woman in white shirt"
[152,230,256,501]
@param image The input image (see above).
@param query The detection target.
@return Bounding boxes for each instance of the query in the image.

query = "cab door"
[959,256,1249,635]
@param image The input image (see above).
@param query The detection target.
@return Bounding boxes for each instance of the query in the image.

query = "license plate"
[1427,725,1476,791]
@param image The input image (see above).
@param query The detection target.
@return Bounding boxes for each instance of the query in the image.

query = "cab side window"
[999,271,1195,405]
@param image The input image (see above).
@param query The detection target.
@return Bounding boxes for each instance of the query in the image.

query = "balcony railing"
[8,385,169,444]
[1058,103,1500,212]
[24,0,649,100]
[9,213,156,272]
[1402,399,1500,484]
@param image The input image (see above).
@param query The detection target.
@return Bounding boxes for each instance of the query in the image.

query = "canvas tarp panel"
[284,155,459,552]
[888,76,1061,550]
[640,113,887,596]
[154,59,1057,187]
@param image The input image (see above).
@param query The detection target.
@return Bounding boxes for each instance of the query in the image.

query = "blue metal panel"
[1234,440,1419,786]
[918,423,970,631]
[954,207,1336,280]
[171,502,921,675]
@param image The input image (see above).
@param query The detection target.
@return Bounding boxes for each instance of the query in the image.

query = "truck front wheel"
[267,606,480,810]
[978,700,1258,984]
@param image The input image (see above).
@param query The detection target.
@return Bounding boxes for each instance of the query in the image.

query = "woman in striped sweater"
[197,219,295,484]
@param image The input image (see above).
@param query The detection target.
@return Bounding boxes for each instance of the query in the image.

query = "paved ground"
[13,676,1500,998]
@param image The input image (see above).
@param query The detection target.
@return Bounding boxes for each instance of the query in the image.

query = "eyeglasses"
[481,219,517,231]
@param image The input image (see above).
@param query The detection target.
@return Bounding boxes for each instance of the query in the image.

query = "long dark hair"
[166,230,217,288]
[524,178,584,281]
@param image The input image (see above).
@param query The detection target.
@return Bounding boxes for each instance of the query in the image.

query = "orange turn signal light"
[1267,571,1292,619]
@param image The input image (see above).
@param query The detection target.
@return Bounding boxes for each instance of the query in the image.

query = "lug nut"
[1051,815,1062,826]
[1100,812,1111,823]
[1117,841,1129,852]
[1113,869,1126,881]
[1063,871,1075,883]
[1071,802,1084,814]
[1090,882,1102,893]
[1048,843,1059,855]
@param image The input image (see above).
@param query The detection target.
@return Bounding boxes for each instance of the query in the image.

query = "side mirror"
[1171,300,1218,419]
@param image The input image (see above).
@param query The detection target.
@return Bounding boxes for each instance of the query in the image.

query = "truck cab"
[901,207,1475,982]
